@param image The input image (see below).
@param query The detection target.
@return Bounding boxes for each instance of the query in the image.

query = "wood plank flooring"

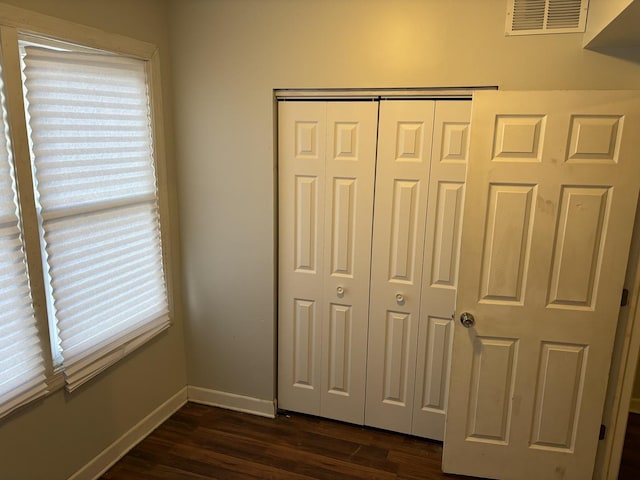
[103,403,640,479]
[102,402,477,479]
[619,412,640,480]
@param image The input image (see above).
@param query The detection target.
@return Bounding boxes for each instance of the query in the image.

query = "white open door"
[443,91,640,479]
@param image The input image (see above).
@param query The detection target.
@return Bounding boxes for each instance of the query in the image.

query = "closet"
[278,99,470,440]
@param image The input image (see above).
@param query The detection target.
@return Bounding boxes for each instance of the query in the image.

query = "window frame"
[0,3,174,405]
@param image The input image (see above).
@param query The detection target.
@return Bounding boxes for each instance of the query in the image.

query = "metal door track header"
[274,86,498,101]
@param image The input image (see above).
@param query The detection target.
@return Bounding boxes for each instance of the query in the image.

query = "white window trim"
[0,3,173,405]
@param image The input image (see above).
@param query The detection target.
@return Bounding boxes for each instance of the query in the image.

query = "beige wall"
[0,1,187,479]
[169,0,640,402]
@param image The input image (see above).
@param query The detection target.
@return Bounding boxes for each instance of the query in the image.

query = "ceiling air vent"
[506,0,589,36]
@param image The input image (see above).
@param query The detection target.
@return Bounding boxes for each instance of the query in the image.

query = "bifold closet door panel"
[365,101,436,434]
[278,101,378,423]
[412,101,471,440]
[278,102,327,415]
[320,102,378,423]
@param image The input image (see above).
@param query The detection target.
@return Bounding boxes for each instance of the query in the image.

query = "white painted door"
[278,102,325,417]
[278,101,378,424]
[443,91,640,480]
[365,100,436,434]
[413,101,471,440]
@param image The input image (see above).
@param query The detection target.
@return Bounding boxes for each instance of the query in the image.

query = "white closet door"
[365,101,435,433]
[412,101,471,440]
[278,101,378,423]
[278,102,326,415]
[320,102,378,423]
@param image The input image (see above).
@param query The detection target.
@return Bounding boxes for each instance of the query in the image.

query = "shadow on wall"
[586,46,640,64]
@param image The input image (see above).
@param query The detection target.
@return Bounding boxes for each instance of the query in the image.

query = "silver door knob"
[460,312,475,328]
[336,286,344,296]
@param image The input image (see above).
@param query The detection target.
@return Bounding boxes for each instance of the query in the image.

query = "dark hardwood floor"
[619,412,640,480]
[102,402,477,479]
[102,403,640,479]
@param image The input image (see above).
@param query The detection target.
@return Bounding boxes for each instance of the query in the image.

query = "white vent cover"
[506,0,589,35]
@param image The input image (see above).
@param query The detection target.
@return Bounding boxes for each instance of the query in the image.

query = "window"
[0,10,171,415]
[21,43,170,391]
[0,59,47,418]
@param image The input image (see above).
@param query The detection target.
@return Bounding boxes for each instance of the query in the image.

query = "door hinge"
[599,424,607,440]
[621,288,629,307]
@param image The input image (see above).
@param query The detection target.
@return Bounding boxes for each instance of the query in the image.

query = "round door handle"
[396,293,404,304]
[460,312,475,328]
[336,286,344,296]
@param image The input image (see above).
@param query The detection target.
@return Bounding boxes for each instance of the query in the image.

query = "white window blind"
[21,46,169,391]
[0,62,47,416]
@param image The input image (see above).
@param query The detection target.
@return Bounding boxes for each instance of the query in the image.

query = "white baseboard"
[187,386,276,418]
[630,397,640,414]
[69,387,188,480]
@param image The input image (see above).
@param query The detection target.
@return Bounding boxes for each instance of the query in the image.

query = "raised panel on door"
[413,101,471,440]
[443,91,640,480]
[278,102,326,415]
[365,100,435,434]
[320,102,378,424]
